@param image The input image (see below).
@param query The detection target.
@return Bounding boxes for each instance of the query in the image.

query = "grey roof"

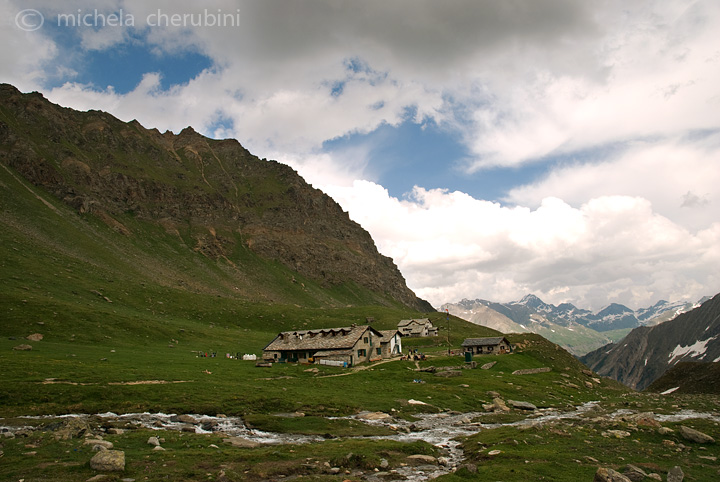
[263,325,383,352]
[461,337,509,347]
[398,318,431,327]
[378,330,400,343]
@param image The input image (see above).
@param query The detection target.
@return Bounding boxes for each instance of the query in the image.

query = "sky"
[2,0,720,311]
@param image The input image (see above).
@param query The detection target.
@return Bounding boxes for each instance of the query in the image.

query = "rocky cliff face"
[581,293,720,390]
[0,84,432,311]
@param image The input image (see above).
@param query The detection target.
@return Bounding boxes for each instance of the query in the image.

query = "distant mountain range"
[441,294,705,356]
[581,293,720,391]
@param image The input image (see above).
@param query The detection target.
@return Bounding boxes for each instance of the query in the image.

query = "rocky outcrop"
[0,84,431,311]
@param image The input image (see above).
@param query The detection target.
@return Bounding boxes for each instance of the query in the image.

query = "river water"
[4,403,719,481]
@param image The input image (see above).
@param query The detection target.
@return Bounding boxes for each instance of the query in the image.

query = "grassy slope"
[4,154,717,482]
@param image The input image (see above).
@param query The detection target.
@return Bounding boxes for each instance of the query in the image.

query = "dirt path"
[317,357,406,378]
[317,355,435,378]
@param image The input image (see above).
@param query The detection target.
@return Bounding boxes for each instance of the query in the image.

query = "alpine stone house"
[262,325,402,367]
[461,337,512,355]
[397,318,438,337]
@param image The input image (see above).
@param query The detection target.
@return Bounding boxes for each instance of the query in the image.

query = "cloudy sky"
[3,0,719,311]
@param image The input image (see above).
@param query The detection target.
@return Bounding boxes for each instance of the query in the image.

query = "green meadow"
[2,154,719,481]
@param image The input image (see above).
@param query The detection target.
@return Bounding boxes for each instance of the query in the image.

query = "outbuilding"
[461,337,512,355]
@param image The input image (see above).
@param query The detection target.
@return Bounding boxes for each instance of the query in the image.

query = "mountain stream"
[5,404,720,481]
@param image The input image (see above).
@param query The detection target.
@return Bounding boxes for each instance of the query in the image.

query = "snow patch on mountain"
[668,336,718,364]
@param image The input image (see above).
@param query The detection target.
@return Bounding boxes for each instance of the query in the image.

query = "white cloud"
[504,134,720,232]
[3,0,720,311]
[325,181,720,310]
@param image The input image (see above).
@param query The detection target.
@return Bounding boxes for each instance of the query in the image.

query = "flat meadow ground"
[2,332,720,481]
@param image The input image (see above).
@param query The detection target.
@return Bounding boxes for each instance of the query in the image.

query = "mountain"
[645,362,720,395]
[580,293,720,390]
[441,294,702,356]
[0,83,432,312]
[442,296,613,356]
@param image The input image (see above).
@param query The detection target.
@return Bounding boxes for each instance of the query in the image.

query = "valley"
[2,84,719,481]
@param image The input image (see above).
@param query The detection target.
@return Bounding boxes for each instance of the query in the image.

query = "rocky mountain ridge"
[581,293,720,390]
[441,294,702,356]
[0,84,431,311]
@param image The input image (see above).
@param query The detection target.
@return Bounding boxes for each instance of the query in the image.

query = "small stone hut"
[461,337,512,355]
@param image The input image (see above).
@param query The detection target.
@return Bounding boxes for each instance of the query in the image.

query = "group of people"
[401,348,426,361]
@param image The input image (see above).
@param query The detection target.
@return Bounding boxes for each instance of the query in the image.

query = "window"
[364,337,369,344]
[357,349,366,357]
[376,348,382,355]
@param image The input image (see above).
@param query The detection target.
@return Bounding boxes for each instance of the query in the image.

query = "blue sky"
[2,0,720,310]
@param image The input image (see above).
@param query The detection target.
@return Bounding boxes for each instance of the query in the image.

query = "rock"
[223,437,260,448]
[658,427,674,435]
[358,412,392,420]
[585,381,594,389]
[13,344,32,351]
[437,456,449,466]
[646,474,662,481]
[508,400,537,411]
[174,414,198,424]
[106,428,124,435]
[329,467,341,474]
[84,439,114,450]
[622,464,647,481]
[486,391,501,398]
[458,463,478,474]
[679,426,715,444]
[481,361,497,370]
[493,397,510,412]
[147,436,160,446]
[512,367,551,375]
[304,368,319,373]
[54,418,92,440]
[603,430,631,439]
[637,417,661,429]
[152,446,165,451]
[667,466,684,482]
[86,475,109,482]
[487,450,502,456]
[407,454,436,464]
[90,450,125,472]
[26,333,43,341]
[380,458,389,469]
[594,467,632,482]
